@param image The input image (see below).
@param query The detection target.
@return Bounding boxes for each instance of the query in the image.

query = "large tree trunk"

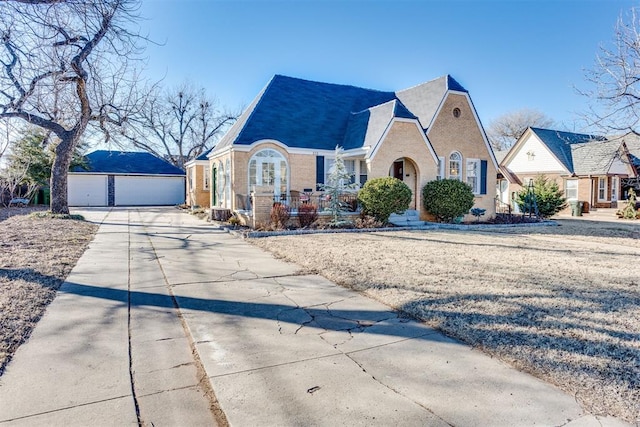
[50,136,76,215]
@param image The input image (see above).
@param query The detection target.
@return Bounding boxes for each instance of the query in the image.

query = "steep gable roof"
[216,75,399,152]
[73,151,185,175]
[529,127,606,173]
[396,75,468,130]
[342,100,417,151]
[211,74,467,155]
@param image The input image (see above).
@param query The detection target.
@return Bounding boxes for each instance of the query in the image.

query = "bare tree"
[121,82,237,170]
[580,7,640,136]
[487,109,555,151]
[0,0,147,214]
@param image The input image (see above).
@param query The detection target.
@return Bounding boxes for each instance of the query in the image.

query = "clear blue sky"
[137,0,638,132]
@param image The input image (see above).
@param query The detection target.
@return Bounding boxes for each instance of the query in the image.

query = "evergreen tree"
[516,175,567,218]
[4,128,88,187]
[319,146,359,225]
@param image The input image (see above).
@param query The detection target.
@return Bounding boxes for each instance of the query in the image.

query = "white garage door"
[115,176,185,206]
[68,174,108,206]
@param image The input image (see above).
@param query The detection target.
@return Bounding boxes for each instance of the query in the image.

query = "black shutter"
[316,156,324,191]
[480,160,488,195]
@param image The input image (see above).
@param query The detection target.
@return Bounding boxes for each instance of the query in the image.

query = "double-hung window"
[466,159,480,194]
[203,166,210,190]
[598,177,607,201]
[359,160,368,186]
[565,179,578,200]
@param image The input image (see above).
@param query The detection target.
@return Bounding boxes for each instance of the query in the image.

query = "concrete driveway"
[0,207,631,426]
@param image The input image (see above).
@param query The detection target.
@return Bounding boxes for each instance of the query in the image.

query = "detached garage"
[69,151,185,207]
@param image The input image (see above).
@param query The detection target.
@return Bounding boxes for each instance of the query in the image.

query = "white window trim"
[358,159,368,187]
[448,151,462,181]
[611,176,618,202]
[247,149,289,198]
[466,158,481,194]
[203,165,210,191]
[597,177,607,202]
[565,179,578,201]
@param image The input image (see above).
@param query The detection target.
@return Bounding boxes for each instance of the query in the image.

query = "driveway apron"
[0,207,630,426]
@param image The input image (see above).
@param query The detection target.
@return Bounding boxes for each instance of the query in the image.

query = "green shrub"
[357,177,412,224]
[422,179,474,223]
[516,175,567,218]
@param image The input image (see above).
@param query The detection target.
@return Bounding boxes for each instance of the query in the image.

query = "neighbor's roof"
[212,74,466,154]
[72,151,185,175]
[530,127,606,173]
[570,139,626,175]
[619,133,640,172]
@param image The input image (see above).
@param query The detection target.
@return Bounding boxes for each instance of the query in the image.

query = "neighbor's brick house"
[498,127,639,213]
[203,74,498,227]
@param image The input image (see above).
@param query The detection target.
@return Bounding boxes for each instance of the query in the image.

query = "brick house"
[205,74,498,227]
[498,127,639,212]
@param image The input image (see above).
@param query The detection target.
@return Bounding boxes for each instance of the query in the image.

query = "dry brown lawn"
[251,218,640,423]
[0,207,97,375]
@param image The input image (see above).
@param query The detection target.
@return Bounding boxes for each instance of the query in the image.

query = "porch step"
[388,210,425,227]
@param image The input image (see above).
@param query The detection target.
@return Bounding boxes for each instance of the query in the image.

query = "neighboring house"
[616,133,640,197]
[202,74,497,226]
[499,127,638,212]
[68,150,186,207]
[185,148,213,207]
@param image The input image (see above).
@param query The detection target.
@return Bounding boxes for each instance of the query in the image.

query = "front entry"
[389,158,418,210]
[392,160,403,181]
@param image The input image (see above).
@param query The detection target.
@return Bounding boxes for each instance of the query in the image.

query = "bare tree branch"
[487,109,555,150]
[579,7,640,136]
[0,0,148,213]
[119,81,238,169]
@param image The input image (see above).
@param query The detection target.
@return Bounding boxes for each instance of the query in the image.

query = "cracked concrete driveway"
[0,207,631,426]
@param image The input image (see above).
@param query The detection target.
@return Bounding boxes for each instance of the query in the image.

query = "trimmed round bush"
[357,177,412,224]
[422,179,474,223]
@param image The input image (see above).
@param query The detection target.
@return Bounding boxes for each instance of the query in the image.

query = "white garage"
[68,174,108,207]
[114,175,185,206]
[68,150,186,207]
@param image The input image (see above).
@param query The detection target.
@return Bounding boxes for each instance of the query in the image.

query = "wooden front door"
[393,160,403,181]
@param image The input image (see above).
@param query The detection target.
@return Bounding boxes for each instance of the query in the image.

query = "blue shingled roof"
[213,74,468,154]
[196,147,213,161]
[73,151,185,175]
[530,127,606,173]
[233,75,399,150]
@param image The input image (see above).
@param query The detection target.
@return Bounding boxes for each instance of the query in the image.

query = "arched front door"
[389,157,418,209]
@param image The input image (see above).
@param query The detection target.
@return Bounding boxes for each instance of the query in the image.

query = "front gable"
[368,118,438,172]
[427,92,497,169]
[504,131,568,174]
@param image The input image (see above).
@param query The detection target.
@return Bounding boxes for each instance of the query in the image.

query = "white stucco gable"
[503,131,568,174]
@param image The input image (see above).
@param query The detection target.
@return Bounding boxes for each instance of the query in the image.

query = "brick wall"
[426,93,498,220]
[186,163,211,207]
[369,120,437,216]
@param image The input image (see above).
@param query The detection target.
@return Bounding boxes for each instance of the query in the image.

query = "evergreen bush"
[357,177,412,224]
[516,175,566,218]
[422,179,474,223]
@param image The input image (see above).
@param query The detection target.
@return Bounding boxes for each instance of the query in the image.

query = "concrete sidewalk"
[0,207,632,426]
